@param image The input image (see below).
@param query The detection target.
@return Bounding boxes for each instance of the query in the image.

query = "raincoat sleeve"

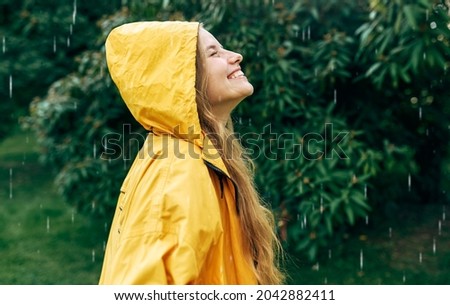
[110,147,222,285]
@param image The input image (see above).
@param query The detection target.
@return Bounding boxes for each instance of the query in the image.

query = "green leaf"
[366,62,382,77]
[403,5,418,30]
[350,194,370,210]
[345,205,355,225]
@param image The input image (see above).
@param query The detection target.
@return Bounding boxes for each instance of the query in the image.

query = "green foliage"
[23,0,450,262]
[0,0,121,140]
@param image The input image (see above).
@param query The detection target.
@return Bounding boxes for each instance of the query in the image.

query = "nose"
[228,51,243,64]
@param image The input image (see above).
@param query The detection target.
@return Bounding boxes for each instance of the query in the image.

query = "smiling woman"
[197,27,254,124]
[99,21,284,285]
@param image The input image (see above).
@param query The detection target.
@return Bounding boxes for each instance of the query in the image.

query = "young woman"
[99,21,284,285]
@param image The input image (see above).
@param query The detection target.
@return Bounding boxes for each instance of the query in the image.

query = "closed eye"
[206,44,223,57]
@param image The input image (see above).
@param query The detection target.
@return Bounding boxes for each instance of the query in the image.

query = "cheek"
[205,74,223,102]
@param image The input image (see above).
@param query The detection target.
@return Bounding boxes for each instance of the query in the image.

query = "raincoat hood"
[105,21,202,143]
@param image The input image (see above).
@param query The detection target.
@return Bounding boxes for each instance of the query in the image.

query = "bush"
[0,0,122,140]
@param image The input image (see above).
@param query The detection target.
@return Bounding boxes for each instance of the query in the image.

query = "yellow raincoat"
[99,21,257,284]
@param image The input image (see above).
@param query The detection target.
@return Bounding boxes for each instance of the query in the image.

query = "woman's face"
[198,28,254,112]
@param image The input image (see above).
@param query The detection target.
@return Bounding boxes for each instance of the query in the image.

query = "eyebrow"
[205,44,223,52]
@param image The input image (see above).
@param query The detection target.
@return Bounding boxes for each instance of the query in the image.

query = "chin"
[243,83,254,97]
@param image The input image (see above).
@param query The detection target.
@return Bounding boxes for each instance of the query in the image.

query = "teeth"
[229,70,244,79]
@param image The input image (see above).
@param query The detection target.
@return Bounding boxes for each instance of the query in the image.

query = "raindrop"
[2,36,5,53]
[9,75,12,99]
[302,28,305,41]
[443,206,446,221]
[365,216,369,225]
[430,21,437,29]
[103,241,106,251]
[104,222,108,232]
[238,117,242,125]
[46,216,50,233]
[53,36,57,53]
[294,29,299,38]
[72,0,77,25]
[296,213,300,221]
[333,89,337,104]
[419,107,422,120]
[433,238,436,254]
[423,52,427,60]
[91,201,96,211]
[364,184,367,199]
[67,36,70,47]
[104,137,108,153]
[402,273,406,283]
[328,249,332,259]
[248,118,252,126]
[70,24,73,35]
[426,10,429,21]
[74,101,77,110]
[93,142,97,159]
[389,227,392,238]
[9,168,13,199]
[307,26,311,40]
[312,262,319,271]
[408,173,411,192]
[320,184,324,213]
[360,249,364,270]
[324,277,328,284]
[438,220,442,236]
[303,215,307,227]
[92,249,96,262]
[71,210,75,224]
[419,252,423,263]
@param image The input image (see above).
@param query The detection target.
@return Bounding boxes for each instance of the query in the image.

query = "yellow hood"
[105,21,202,142]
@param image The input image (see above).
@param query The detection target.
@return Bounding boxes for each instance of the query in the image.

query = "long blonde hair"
[195,29,284,285]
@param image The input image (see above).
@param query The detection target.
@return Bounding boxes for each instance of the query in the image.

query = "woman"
[99,21,284,285]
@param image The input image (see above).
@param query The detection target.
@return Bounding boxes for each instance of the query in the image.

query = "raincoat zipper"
[203,160,240,214]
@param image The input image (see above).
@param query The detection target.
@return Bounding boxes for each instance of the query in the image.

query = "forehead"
[198,28,220,49]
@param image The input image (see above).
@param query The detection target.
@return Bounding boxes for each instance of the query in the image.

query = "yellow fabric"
[99,21,257,284]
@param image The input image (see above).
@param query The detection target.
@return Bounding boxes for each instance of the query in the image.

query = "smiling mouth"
[227,70,245,79]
